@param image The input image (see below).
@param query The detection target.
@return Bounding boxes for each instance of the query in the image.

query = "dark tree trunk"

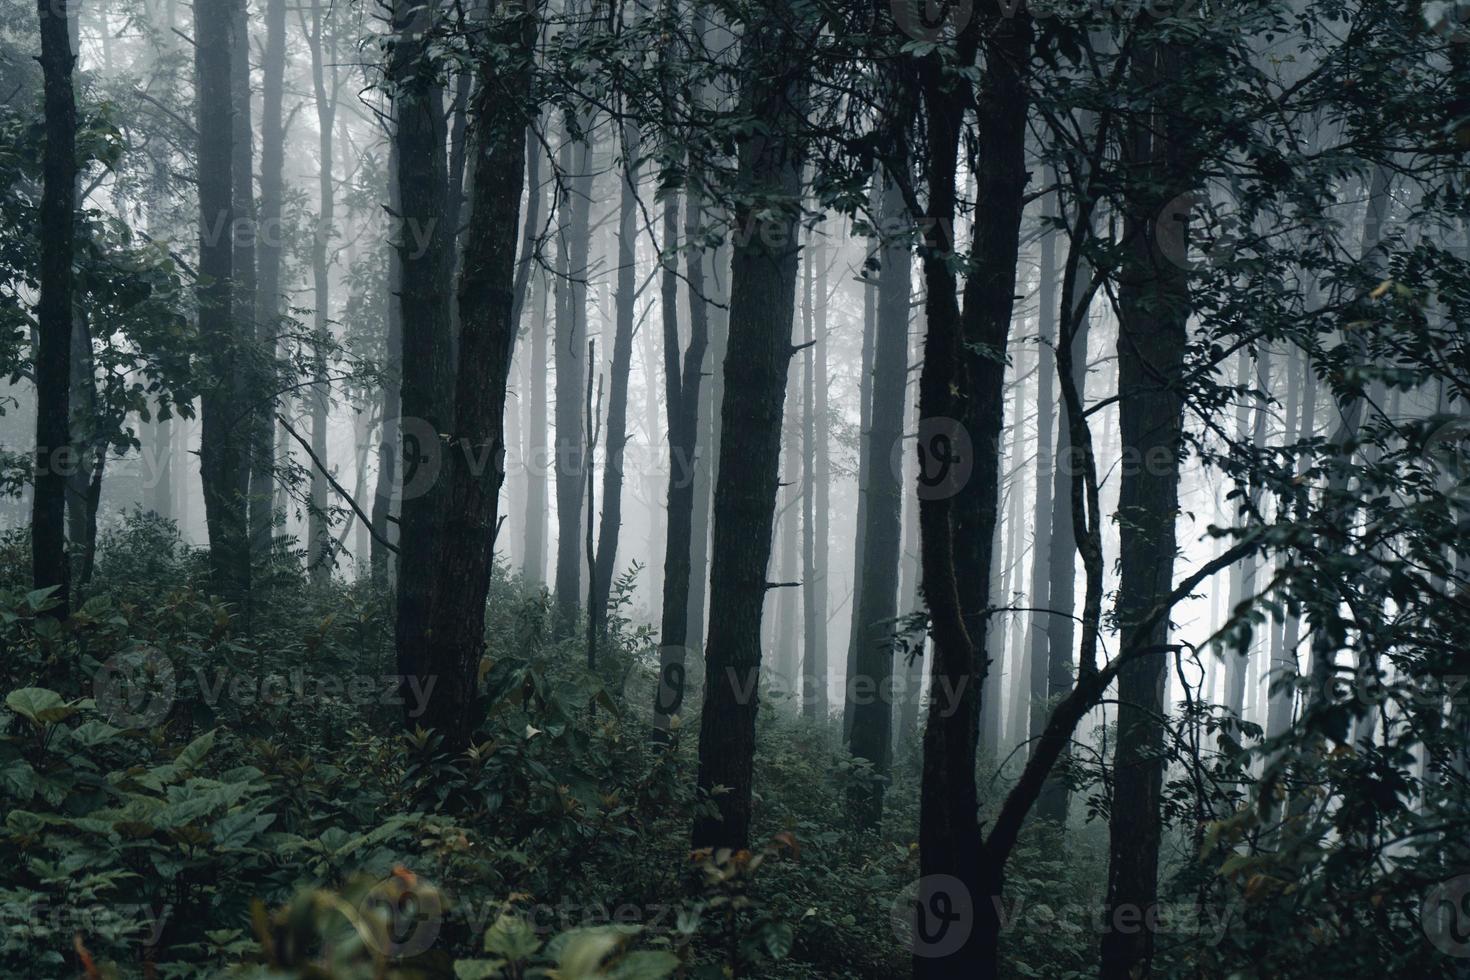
[592,113,640,625]
[1026,187,1057,753]
[800,229,830,723]
[389,0,454,713]
[553,110,593,634]
[522,257,549,582]
[1098,39,1193,980]
[32,0,75,614]
[691,6,809,850]
[252,0,286,559]
[843,184,880,738]
[911,7,1032,977]
[195,0,252,600]
[848,174,912,826]
[654,176,713,730]
[307,0,336,584]
[418,0,535,749]
[1035,206,1091,827]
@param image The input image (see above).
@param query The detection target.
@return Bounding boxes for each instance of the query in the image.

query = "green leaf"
[454,959,507,979]
[5,688,72,726]
[175,730,216,772]
[483,914,541,961]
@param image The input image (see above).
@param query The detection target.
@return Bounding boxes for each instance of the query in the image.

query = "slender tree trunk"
[912,6,1032,975]
[691,6,810,849]
[371,141,403,585]
[32,0,76,614]
[1035,208,1092,827]
[1027,185,1058,752]
[654,168,712,729]
[252,0,286,560]
[593,110,640,625]
[389,0,454,717]
[685,245,724,644]
[553,106,593,633]
[523,264,549,581]
[843,183,880,739]
[417,0,535,749]
[195,0,252,599]
[801,227,830,723]
[307,0,336,584]
[848,174,912,826]
[1099,38,1193,980]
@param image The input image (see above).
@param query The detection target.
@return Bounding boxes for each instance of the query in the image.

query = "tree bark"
[389,0,454,717]
[418,0,535,749]
[553,107,593,633]
[370,141,403,585]
[307,0,337,584]
[252,0,286,560]
[195,0,252,600]
[691,4,810,850]
[1099,38,1193,980]
[32,0,77,615]
[592,110,640,626]
[848,175,911,826]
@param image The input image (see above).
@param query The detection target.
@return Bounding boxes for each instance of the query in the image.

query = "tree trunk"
[389,0,454,717]
[195,0,252,600]
[912,6,1032,975]
[1027,185,1057,753]
[553,110,593,634]
[801,226,831,723]
[252,0,286,560]
[842,183,880,739]
[307,0,336,584]
[1099,39,1193,980]
[32,0,76,614]
[691,7,809,849]
[654,168,712,729]
[592,111,640,625]
[520,138,550,583]
[417,0,534,749]
[848,176,911,825]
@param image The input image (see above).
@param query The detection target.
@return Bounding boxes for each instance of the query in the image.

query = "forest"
[1,0,1468,975]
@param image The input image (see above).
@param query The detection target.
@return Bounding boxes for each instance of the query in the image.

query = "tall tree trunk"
[593,111,640,625]
[32,0,76,615]
[654,167,712,729]
[691,4,810,849]
[685,243,724,644]
[1099,39,1193,980]
[252,0,286,560]
[553,108,593,633]
[848,176,912,825]
[389,0,454,718]
[195,0,252,600]
[843,183,880,739]
[523,264,549,581]
[801,227,831,723]
[912,5,1032,975]
[307,0,336,584]
[417,0,534,748]
[1027,185,1057,753]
